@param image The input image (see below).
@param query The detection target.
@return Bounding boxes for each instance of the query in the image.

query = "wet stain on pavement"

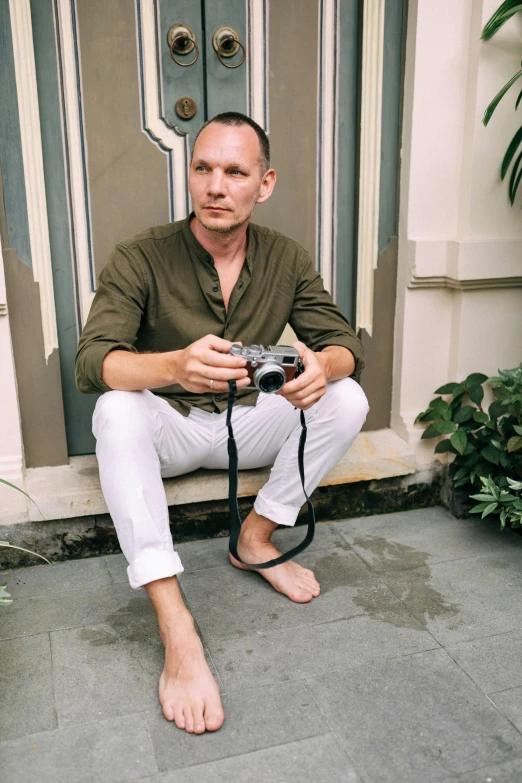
[78,628,118,646]
[104,597,158,643]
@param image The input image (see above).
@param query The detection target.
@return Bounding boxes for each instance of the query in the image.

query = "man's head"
[189,112,276,235]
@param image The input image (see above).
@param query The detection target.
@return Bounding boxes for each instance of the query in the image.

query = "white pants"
[92,378,369,590]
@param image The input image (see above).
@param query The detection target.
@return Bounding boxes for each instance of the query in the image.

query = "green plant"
[482,1,522,205]
[0,477,51,605]
[470,474,522,528]
[415,363,522,491]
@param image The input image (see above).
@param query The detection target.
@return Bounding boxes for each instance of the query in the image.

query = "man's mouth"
[204,206,229,212]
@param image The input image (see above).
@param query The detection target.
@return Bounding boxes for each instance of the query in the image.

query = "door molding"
[9,0,58,360]
[356,0,386,336]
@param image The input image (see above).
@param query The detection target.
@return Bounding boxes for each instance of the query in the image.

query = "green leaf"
[483,445,501,464]
[516,86,522,110]
[468,385,485,406]
[454,406,475,423]
[501,125,522,180]
[493,386,510,402]
[470,493,496,502]
[434,439,456,454]
[482,502,499,518]
[451,430,468,455]
[421,421,456,439]
[473,410,489,424]
[469,502,493,513]
[466,373,488,386]
[483,68,522,124]
[453,467,468,481]
[500,451,511,469]
[482,2,522,40]
[508,149,522,204]
[507,436,522,452]
[434,382,460,395]
[513,424,522,435]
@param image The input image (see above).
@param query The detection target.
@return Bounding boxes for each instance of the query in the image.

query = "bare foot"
[229,538,321,603]
[159,613,224,733]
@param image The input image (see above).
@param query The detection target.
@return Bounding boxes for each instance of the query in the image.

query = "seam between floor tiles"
[47,630,60,731]
[441,643,522,741]
[302,679,371,783]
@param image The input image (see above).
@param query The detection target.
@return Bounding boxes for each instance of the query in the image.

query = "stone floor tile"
[456,755,522,782]
[145,680,329,772]
[306,648,522,783]
[179,546,410,642]
[0,633,57,740]
[446,630,522,694]
[0,580,151,640]
[0,712,158,783]
[381,549,522,646]
[333,507,522,574]
[489,687,522,733]
[50,619,222,726]
[140,733,360,782]
[1,556,112,599]
[208,611,438,690]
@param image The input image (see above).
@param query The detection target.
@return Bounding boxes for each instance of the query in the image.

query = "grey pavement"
[2,506,522,781]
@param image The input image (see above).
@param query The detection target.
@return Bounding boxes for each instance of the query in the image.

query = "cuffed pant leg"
[254,377,370,525]
[93,390,185,590]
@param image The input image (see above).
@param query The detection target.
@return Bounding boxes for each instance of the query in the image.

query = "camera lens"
[254,364,285,393]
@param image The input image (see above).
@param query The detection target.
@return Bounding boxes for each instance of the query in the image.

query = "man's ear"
[256,168,276,204]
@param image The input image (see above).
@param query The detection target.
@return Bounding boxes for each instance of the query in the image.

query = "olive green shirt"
[75,215,365,416]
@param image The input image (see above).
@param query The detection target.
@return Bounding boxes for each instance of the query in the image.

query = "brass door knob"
[167,24,199,67]
[212,26,246,69]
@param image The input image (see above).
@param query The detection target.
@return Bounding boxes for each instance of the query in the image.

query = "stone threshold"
[4,429,418,526]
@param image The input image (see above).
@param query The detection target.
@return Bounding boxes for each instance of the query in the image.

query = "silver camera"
[230,344,300,393]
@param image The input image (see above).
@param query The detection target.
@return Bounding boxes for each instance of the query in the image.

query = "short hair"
[191,111,270,172]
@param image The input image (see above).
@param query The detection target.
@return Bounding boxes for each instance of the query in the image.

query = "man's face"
[188,123,275,234]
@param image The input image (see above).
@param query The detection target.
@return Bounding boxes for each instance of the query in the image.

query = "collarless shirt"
[75,214,365,416]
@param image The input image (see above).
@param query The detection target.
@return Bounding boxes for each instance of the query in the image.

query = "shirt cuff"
[312,336,365,383]
[75,341,139,394]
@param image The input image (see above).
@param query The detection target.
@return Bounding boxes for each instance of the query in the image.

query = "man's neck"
[190,215,248,265]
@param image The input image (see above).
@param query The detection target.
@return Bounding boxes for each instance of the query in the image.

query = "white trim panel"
[356,0,385,335]
[9,0,59,361]
[247,0,269,131]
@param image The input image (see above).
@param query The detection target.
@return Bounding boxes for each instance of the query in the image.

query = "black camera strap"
[226,377,315,569]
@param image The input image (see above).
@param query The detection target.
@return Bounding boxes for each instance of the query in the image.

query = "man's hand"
[172,334,250,394]
[277,341,329,410]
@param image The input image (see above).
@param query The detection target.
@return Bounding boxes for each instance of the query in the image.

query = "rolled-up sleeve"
[289,252,365,383]
[75,243,147,394]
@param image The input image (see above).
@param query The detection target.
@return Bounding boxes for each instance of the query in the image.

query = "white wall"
[393,0,522,467]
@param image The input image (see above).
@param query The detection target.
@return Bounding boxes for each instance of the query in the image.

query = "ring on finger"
[210,378,214,390]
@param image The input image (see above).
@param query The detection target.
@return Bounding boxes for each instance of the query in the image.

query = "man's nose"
[207,170,226,196]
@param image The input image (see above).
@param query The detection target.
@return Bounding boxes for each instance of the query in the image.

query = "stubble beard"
[195,193,260,235]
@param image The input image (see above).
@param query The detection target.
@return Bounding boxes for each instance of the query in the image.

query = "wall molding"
[356,0,385,336]
[247,0,269,131]
[408,237,522,290]
[9,0,59,360]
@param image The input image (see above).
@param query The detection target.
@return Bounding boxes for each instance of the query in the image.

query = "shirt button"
[215,395,222,402]
[206,254,212,262]
[212,285,219,292]
[239,282,243,288]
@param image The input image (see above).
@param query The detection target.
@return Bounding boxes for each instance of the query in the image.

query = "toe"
[184,707,195,733]
[205,706,225,732]
[173,705,185,729]
[193,702,206,734]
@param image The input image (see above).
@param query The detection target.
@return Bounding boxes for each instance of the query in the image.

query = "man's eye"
[230,169,243,176]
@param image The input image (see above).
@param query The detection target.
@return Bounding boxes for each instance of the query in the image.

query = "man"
[75,112,369,736]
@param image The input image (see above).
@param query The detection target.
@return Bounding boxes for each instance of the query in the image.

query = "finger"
[292,340,307,359]
[198,365,249,382]
[201,350,248,368]
[283,372,323,395]
[202,377,251,393]
[290,391,323,409]
[204,335,242,353]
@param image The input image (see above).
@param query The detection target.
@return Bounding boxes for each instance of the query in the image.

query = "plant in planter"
[415,364,522,512]
[0,478,51,605]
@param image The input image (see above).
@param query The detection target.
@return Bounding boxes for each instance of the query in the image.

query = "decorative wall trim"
[247,0,269,131]
[316,0,339,294]
[408,238,522,289]
[135,0,190,222]
[356,0,385,335]
[55,0,95,328]
[9,0,59,360]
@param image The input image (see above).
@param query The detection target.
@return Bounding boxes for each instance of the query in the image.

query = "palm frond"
[509,150,522,203]
[501,125,522,179]
[482,0,522,40]
[483,68,522,125]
